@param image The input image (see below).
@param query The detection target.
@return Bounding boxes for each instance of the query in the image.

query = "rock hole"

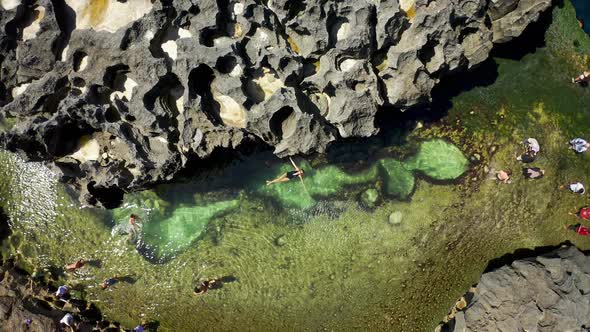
[51,0,76,61]
[73,51,88,72]
[269,106,296,140]
[72,77,86,88]
[327,16,349,48]
[143,73,183,111]
[284,0,306,20]
[21,5,45,41]
[199,27,222,47]
[104,106,121,123]
[87,182,124,209]
[188,64,215,100]
[215,55,238,74]
[44,122,93,157]
[125,114,136,122]
[417,39,438,66]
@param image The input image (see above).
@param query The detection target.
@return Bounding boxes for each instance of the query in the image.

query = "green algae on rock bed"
[110,139,467,260]
[256,139,468,210]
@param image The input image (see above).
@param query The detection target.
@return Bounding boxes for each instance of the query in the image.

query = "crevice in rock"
[72,51,88,72]
[327,16,349,49]
[43,121,93,157]
[188,64,221,124]
[284,0,306,21]
[50,0,76,61]
[103,64,130,91]
[418,38,438,66]
[269,106,295,140]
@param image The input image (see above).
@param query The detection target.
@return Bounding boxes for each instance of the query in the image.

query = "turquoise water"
[573,0,590,34]
[112,139,468,261]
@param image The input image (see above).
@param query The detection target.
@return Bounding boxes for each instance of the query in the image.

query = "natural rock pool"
[2,2,590,331]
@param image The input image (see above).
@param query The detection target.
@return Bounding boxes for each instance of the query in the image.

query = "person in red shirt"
[566,224,590,236]
[570,207,590,220]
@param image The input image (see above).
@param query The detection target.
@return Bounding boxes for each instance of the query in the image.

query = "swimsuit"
[286,171,299,179]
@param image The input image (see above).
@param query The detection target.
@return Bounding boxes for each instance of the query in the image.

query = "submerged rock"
[360,188,380,208]
[0,0,551,206]
[442,246,590,332]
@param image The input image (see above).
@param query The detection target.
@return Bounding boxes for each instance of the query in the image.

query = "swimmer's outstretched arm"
[289,157,300,171]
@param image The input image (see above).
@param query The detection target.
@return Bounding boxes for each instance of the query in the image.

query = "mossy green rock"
[360,188,380,208]
[405,140,469,180]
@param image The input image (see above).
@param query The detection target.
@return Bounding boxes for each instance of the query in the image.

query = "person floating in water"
[572,71,590,84]
[65,259,85,272]
[266,157,305,186]
[522,167,544,179]
[569,206,590,220]
[495,170,511,184]
[570,138,590,153]
[193,278,219,295]
[516,138,540,163]
[100,277,119,290]
[560,182,586,195]
[565,224,590,236]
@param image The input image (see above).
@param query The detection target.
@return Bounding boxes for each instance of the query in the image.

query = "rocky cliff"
[442,246,590,332]
[0,0,552,207]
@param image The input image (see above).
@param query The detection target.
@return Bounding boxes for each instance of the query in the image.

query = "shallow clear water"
[2,2,590,331]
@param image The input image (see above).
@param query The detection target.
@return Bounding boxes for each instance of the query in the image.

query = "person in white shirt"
[59,313,74,331]
[560,182,586,195]
[570,138,590,153]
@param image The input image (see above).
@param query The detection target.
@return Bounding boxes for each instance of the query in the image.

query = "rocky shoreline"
[439,245,590,332]
[0,0,552,207]
[0,209,144,331]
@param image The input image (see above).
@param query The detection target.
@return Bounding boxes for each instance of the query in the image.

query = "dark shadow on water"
[482,241,586,273]
[572,0,590,35]
[490,2,556,61]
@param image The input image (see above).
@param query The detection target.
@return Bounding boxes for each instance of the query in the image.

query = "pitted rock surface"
[0,0,552,206]
[445,246,590,332]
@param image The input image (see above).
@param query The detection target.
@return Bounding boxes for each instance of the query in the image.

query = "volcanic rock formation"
[0,0,552,207]
[442,246,590,332]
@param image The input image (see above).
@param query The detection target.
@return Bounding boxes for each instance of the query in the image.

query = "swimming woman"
[266,157,305,186]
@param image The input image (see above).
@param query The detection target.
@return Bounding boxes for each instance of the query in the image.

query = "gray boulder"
[444,246,590,332]
[0,0,553,206]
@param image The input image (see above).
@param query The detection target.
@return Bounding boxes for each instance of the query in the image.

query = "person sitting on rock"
[495,170,511,184]
[573,71,590,84]
[516,138,539,162]
[565,223,590,236]
[522,167,544,179]
[59,313,76,332]
[55,285,69,300]
[559,182,586,195]
[266,157,305,186]
[570,138,590,153]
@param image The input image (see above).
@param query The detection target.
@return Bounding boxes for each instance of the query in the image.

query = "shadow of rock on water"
[491,1,558,61]
[570,0,590,34]
[482,241,582,273]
